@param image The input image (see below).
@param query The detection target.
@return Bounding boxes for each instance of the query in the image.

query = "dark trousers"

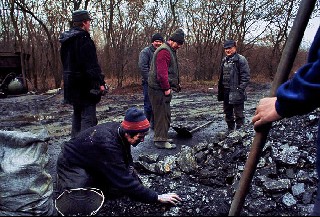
[71,104,97,138]
[142,82,154,127]
[148,87,172,141]
[223,101,245,130]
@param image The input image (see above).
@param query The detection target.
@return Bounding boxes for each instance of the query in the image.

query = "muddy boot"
[154,141,176,149]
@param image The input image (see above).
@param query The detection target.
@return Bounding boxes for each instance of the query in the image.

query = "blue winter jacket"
[276,27,320,117]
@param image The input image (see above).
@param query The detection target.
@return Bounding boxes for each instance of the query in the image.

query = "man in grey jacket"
[217,39,250,131]
[138,33,164,129]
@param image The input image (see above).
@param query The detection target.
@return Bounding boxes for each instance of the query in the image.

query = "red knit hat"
[121,107,150,133]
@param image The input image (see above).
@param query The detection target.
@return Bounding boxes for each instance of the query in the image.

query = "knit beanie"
[169,28,185,45]
[121,107,150,133]
[151,33,164,43]
[72,10,92,22]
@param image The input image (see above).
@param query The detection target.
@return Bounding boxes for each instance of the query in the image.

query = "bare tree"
[0,0,317,92]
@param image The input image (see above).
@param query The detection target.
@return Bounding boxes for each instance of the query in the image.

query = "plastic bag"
[0,129,54,216]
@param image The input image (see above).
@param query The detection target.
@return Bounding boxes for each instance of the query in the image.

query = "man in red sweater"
[148,29,185,149]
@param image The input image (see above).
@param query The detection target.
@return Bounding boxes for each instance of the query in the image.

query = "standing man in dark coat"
[148,29,185,149]
[56,107,182,205]
[59,9,107,138]
[217,39,250,131]
[138,33,164,129]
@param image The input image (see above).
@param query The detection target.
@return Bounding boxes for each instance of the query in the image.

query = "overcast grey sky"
[301,17,320,47]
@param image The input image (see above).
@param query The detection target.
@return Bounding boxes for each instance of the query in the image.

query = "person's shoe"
[154,141,176,149]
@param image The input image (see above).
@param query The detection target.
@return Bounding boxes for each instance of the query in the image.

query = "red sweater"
[156,49,171,90]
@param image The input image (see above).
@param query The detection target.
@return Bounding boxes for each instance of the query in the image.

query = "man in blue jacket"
[252,26,320,215]
[56,107,182,205]
[139,33,164,129]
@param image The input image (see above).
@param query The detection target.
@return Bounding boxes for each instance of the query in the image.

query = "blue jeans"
[143,82,153,126]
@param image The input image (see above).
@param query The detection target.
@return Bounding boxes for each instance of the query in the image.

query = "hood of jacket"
[59,27,86,43]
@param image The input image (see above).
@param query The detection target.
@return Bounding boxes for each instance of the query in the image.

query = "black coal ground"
[0,82,319,216]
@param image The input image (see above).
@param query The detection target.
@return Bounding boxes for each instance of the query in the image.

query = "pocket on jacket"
[229,89,246,104]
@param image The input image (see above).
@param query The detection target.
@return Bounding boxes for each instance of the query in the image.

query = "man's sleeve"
[155,50,171,90]
[276,60,320,117]
[138,48,150,82]
[238,56,250,90]
[276,28,320,118]
[98,146,158,203]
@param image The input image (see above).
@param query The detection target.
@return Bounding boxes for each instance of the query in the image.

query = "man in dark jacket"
[138,33,164,129]
[252,26,320,216]
[59,9,107,138]
[218,39,250,131]
[148,29,184,149]
[56,107,182,205]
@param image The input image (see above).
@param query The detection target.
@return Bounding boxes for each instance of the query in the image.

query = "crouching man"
[56,107,181,205]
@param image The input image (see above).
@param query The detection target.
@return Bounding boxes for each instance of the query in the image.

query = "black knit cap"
[169,28,185,45]
[151,33,164,43]
[121,107,150,133]
[72,10,92,22]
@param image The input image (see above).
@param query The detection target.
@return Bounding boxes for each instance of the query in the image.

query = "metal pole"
[228,0,317,215]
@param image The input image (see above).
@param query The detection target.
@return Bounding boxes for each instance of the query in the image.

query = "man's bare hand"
[252,97,282,131]
[158,193,182,206]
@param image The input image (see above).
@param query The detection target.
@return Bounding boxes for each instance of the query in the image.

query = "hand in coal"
[158,193,182,206]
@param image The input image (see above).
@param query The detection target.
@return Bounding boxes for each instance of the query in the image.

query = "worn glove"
[158,193,182,206]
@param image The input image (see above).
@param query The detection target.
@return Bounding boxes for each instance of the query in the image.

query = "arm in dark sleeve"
[238,56,250,90]
[79,38,105,85]
[156,49,171,90]
[276,27,320,117]
[98,147,158,203]
[276,62,320,117]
